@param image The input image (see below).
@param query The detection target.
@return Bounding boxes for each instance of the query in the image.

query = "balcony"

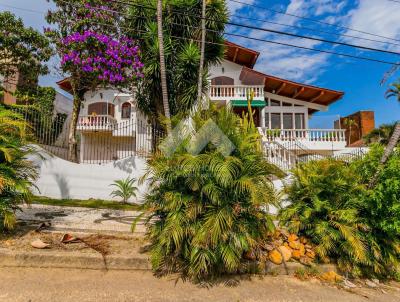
[258,128,347,150]
[77,115,117,132]
[209,85,264,101]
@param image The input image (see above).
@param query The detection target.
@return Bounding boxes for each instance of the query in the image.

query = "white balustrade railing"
[77,115,117,131]
[258,128,346,143]
[209,85,264,99]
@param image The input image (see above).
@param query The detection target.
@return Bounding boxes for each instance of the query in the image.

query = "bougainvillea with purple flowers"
[60,31,143,84]
[46,0,143,162]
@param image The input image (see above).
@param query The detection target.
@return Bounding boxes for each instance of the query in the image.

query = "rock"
[305,244,313,249]
[288,234,298,242]
[289,240,301,250]
[371,278,380,284]
[306,250,316,259]
[320,271,343,283]
[300,237,308,244]
[280,229,290,238]
[344,279,357,288]
[278,246,292,262]
[298,244,305,255]
[299,256,313,265]
[30,239,50,249]
[262,243,274,251]
[244,250,257,261]
[292,250,302,260]
[365,280,378,288]
[269,249,283,265]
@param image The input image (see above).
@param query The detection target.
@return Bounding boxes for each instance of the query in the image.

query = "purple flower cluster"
[60,31,143,84]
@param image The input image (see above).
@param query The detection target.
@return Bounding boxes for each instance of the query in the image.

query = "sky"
[1,0,400,127]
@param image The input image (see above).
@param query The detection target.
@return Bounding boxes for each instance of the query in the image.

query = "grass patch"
[32,196,141,211]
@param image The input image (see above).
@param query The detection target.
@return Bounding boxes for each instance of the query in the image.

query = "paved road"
[1,267,399,302]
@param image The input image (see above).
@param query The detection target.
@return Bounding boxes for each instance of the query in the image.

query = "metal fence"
[10,106,165,164]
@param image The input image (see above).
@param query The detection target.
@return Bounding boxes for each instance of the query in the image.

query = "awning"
[231,100,266,107]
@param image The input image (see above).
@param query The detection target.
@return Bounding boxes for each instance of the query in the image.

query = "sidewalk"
[17,204,146,235]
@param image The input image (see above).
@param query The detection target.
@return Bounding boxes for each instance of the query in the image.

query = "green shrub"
[279,159,369,273]
[279,146,400,279]
[353,145,400,278]
[136,105,283,281]
[0,105,39,231]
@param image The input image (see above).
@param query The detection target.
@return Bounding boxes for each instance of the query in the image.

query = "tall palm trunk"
[157,0,171,133]
[197,0,206,106]
[368,121,400,188]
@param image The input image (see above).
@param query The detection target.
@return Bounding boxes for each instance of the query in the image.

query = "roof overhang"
[224,41,260,69]
[56,78,72,94]
[239,67,344,113]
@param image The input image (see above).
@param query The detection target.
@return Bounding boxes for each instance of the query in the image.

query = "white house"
[56,41,352,167]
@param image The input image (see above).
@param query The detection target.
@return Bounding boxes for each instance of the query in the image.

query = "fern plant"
[0,105,38,231]
[109,177,138,203]
[135,104,283,281]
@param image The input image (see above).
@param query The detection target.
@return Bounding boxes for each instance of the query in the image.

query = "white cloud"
[227,0,256,15]
[236,0,349,84]
[343,0,400,50]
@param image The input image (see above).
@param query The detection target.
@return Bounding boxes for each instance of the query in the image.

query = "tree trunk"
[368,121,400,188]
[197,0,206,106]
[68,90,83,163]
[157,0,171,133]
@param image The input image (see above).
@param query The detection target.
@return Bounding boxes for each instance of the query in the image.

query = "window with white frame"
[263,97,308,129]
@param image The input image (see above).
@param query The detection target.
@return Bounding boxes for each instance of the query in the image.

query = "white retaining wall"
[30,150,148,201]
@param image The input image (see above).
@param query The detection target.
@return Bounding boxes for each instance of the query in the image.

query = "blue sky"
[1,0,399,127]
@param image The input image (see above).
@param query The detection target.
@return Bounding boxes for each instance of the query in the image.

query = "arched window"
[121,102,132,119]
[88,102,115,117]
[211,76,234,86]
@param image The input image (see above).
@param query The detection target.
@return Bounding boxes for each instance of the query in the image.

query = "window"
[295,113,305,129]
[271,113,281,129]
[283,113,293,129]
[270,99,280,106]
[87,102,115,116]
[265,113,270,128]
[211,76,234,85]
[282,102,292,107]
[121,102,132,119]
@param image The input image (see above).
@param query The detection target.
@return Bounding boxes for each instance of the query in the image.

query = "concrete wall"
[30,150,148,202]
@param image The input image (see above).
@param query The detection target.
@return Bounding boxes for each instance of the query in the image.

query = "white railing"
[209,85,264,99]
[77,115,117,131]
[258,128,346,143]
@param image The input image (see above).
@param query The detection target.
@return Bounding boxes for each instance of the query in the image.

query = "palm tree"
[197,0,206,106]
[157,0,171,133]
[369,81,400,188]
[109,177,138,203]
[134,104,284,280]
[343,118,358,146]
[363,123,396,145]
[0,106,39,230]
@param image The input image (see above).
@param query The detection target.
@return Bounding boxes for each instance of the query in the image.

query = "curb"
[0,248,338,274]
[0,248,151,271]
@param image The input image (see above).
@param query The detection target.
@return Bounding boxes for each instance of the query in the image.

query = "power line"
[228,0,400,43]
[230,13,400,48]
[166,21,400,66]
[105,0,400,56]
[5,0,400,67]
[55,0,400,66]
[0,3,45,14]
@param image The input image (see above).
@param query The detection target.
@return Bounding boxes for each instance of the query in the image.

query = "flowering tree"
[46,0,143,162]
